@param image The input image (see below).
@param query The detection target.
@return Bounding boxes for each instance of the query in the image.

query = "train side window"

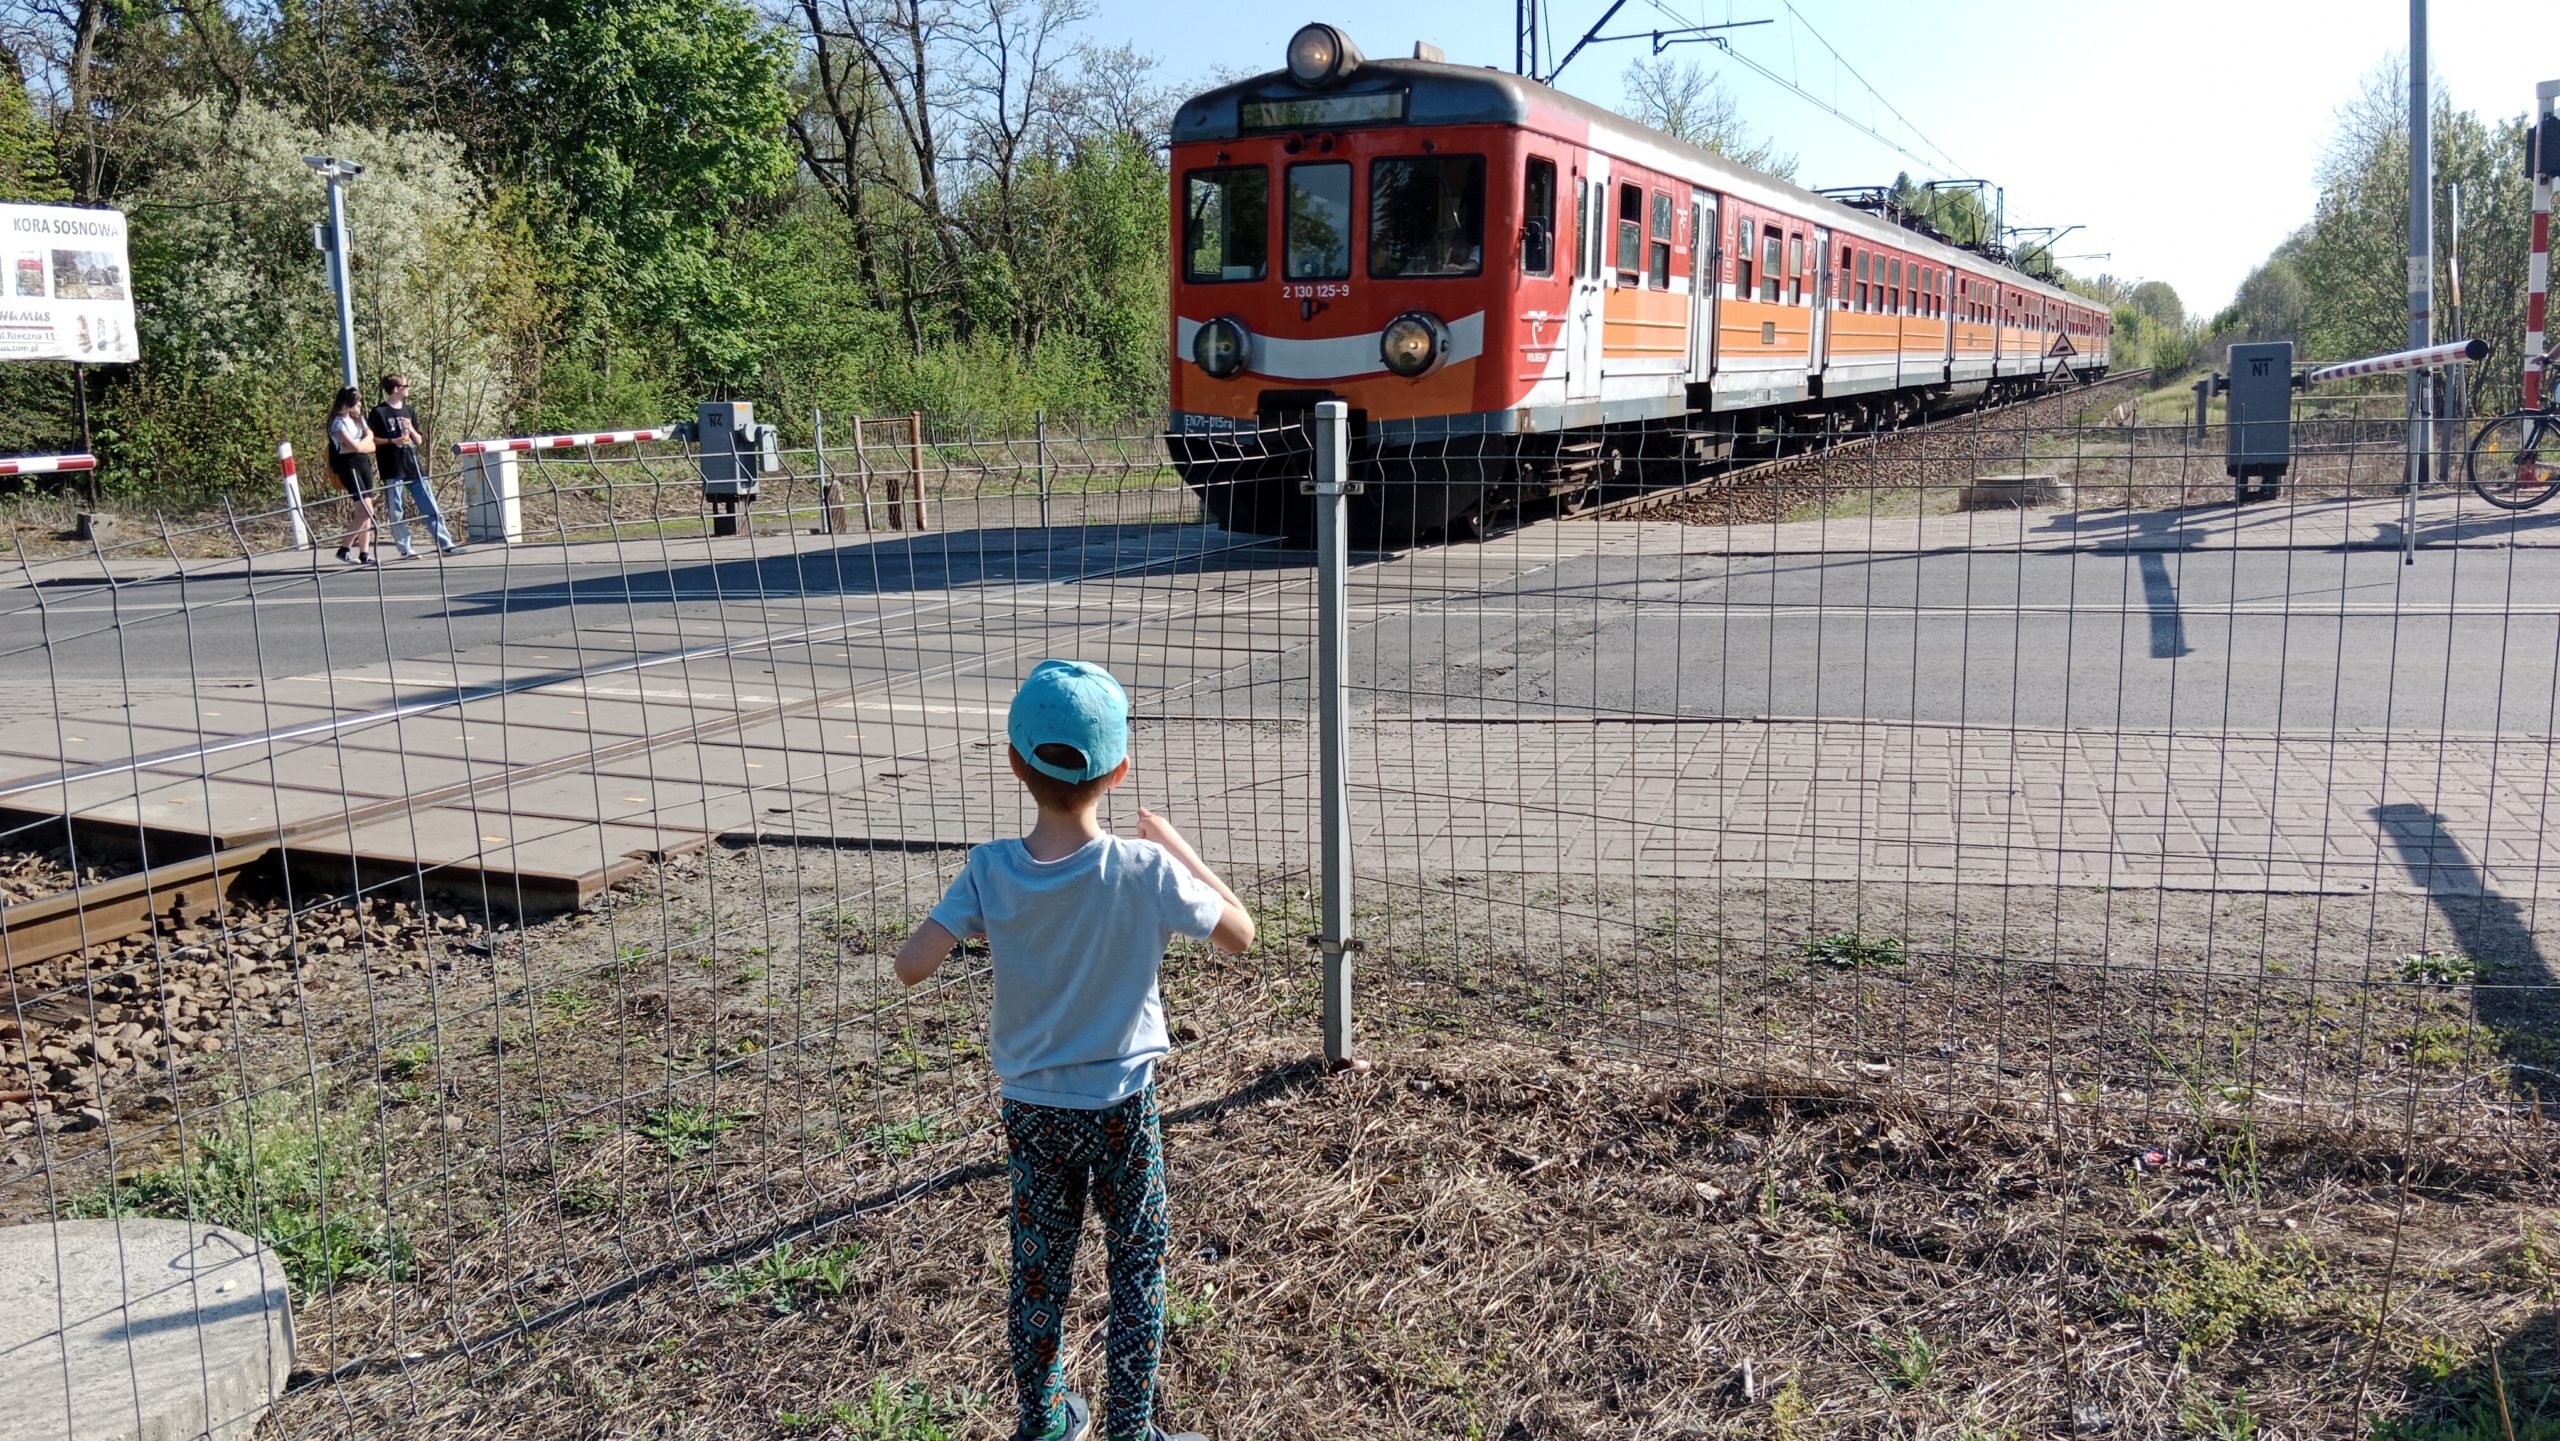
[1855,250,1868,312]
[1759,229,1782,303]
[1648,190,1672,288]
[1523,158,1557,277]
[1615,183,1643,279]
[1889,257,1902,314]
[1370,153,1487,278]
[1284,162,1352,280]
[1786,232,1802,305]
[1837,244,1851,308]
[1182,165,1269,283]
[1736,217,1755,298]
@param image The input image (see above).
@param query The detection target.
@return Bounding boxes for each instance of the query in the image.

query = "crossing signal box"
[2224,341,2294,502]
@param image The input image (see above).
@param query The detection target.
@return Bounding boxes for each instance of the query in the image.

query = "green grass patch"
[637,1101,748,1158]
[69,1093,410,1294]
[2137,1228,2321,1360]
[713,1238,863,1312]
[778,1377,982,1438]
[862,1115,941,1158]
[1804,928,1907,970]
[2399,951,2482,985]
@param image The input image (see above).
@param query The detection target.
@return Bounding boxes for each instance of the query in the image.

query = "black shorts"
[331,452,377,499]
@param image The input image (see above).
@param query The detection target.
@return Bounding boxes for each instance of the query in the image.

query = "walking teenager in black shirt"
[368,374,461,558]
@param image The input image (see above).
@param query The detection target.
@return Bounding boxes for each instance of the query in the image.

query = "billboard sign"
[0,203,139,364]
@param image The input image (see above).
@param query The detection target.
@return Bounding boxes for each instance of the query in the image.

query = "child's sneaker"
[1025,1392,1091,1441]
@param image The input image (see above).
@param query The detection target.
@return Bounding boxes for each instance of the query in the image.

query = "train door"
[1941,268,1956,376]
[1687,190,1718,381]
[1567,160,1607,406]
[1808,224,1830,378]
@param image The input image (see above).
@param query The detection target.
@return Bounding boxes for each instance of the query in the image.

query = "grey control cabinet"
[2224,341,2293,502]
[695,400,778,536]
[697,400,771,502]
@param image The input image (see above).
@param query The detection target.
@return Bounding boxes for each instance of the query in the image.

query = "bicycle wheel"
[2468,412,2560,510]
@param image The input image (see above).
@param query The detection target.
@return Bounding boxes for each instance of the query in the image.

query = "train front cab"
[1166,55,1574,542]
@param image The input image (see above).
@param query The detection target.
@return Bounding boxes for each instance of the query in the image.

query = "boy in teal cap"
[896,659,1254,1441]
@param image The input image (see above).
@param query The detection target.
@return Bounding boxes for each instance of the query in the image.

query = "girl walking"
[327,386,380,565]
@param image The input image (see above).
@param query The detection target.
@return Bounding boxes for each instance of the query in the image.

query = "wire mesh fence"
[0,379,2555,1436]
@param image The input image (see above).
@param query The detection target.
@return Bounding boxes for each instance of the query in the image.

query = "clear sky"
[1071,1,2560,321]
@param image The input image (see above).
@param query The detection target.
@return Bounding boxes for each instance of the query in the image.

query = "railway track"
[1584,368,2153,526]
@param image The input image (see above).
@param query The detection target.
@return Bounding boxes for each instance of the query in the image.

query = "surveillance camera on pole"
[303,155,365,393]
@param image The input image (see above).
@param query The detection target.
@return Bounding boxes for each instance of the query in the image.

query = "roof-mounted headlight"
[1287,23,1363,87]
[1194,316,1250,379]
[1380,312,1448,377]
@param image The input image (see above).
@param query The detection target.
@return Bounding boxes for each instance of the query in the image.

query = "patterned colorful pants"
[1003,1087,1169,1441]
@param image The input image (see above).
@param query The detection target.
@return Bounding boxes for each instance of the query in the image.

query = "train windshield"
[1184,166,1268,282]
[1368,154,1485,278]
[1285,162,1353,279]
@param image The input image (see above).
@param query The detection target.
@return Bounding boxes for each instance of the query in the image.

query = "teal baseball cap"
[1008,659,1130,783]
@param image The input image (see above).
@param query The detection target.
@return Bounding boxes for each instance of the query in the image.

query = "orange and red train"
[1167,23,2111,540]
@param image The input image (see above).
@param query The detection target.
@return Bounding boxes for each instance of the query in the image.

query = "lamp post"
[302,155,364,392]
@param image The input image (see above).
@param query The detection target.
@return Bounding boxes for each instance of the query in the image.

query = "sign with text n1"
[0,203,139,364]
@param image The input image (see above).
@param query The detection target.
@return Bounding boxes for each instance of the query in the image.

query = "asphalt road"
[0,521,1277,685]
[10,524,2560,737]
[1360,543,2560,734]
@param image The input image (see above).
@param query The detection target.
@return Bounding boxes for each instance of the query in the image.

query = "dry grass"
[8,838,2554,1439]
[267,1022,2559,1440]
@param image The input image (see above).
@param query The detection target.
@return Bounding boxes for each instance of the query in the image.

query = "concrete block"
[1957,473,2070,510]
[0,1219,293,1441]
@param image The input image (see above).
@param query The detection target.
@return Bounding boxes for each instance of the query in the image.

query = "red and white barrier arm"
[0,452,97,478]
[2302,337,2490,386]
[450,426,679,456]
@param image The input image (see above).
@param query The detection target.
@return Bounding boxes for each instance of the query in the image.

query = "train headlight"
[1287,23,1362,87]
[1194,316,1250,379]
[1380,312,1448,377]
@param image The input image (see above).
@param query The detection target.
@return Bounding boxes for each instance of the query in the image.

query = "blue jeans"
[383,467,456,552]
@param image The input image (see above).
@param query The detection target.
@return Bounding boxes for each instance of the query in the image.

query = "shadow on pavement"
[442,522,1300,616]
[2371,802,2560,1108]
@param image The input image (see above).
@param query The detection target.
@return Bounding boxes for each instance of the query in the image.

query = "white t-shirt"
[329,413,368,453]
[928,834,1224,1108]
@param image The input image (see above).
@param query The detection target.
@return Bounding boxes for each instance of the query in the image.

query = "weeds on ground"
[1166,1276,1220,1329]
[2408,1022,2495,1069]
[2180,1386,2261,1440]
[863,1116,941,1157]
[637,1101,747,1158]
[2400,951,2483,985]
[2136,1228,2321,1360]
[1804,928,1906,970]
[712,1238,862,1313]
[556,1178,614,1218]
[69,1093,410,1293]
[2375,1342,2560,1440]
[1871,1326,1941,1390]
[777,1377,978,1439]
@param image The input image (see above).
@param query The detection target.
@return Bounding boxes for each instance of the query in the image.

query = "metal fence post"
[1034,409,1050,533]
[1308,400,1360,1069]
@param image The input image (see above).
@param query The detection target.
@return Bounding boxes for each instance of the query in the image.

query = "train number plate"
[1280,283,1352,300]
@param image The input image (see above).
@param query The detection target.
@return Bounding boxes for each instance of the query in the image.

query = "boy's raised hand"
[1135,806,1186,853]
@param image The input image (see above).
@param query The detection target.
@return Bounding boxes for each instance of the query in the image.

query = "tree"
[2127,280,2185,335]
[1621,57,1796,181]
[2289,58,2532,404]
